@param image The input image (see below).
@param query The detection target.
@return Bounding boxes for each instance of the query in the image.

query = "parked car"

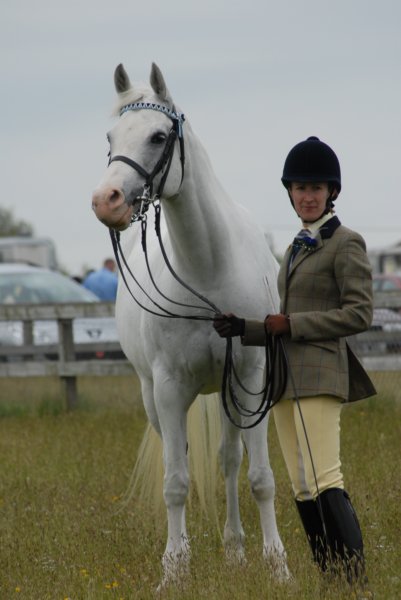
[372,272,401,293]
[0,263,124,360]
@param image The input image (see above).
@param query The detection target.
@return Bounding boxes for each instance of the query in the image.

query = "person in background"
[213,136,376,594]
[82,258,118,301]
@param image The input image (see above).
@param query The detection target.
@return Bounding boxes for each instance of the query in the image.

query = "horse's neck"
[162,134,236,283]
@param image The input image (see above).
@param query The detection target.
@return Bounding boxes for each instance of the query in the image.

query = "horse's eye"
[150,132,167,144]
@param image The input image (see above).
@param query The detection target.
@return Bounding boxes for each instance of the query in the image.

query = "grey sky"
[2,0,400,274]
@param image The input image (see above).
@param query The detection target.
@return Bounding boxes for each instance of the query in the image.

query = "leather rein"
[107,101,287,428]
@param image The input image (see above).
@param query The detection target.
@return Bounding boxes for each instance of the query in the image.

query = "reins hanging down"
[221,331,287,429]
[110,225,215,321]
[108,100,218,319]
[107,100,288,428]
[110,202,288,429]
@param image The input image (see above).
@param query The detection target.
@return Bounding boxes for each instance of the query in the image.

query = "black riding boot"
[319,488,366,585]
[295,498,329,571]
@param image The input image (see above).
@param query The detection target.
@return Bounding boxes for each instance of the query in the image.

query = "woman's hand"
[264,314,291,336]
[213,313,245,338]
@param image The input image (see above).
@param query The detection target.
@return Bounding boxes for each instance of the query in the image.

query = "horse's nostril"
[91,188,125,220]
[109,188,123,205]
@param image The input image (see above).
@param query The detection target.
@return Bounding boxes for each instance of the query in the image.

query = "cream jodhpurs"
[273,395,344,500]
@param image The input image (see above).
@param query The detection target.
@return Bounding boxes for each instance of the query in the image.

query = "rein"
[107,100,287,428]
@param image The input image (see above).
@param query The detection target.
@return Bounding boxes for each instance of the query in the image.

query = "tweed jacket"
[242,216,376,402]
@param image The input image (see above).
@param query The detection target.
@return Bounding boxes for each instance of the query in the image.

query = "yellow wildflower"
[105,581,119,589]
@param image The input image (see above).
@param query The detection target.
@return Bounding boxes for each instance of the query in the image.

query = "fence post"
[58,318,78,411]
[22,320,34,360]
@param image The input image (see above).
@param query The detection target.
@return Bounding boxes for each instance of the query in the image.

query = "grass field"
[0,373,400,599]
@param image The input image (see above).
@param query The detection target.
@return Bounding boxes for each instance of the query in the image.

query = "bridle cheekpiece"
[109,101,186,222]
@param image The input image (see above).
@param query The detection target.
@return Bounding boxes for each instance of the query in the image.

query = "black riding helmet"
[282,136,341,191]
[282,136,341,217]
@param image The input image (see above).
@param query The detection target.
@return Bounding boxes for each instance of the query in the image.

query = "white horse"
[91,63,287,584]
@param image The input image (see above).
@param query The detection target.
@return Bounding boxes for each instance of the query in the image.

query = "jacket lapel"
[285,216,341,277]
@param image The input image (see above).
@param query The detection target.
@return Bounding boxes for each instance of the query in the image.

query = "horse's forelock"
[111,84,146,117]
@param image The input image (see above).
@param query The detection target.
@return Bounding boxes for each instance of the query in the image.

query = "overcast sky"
[2,0,400,275]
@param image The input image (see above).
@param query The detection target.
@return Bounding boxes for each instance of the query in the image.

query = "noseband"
[108,102,186,221]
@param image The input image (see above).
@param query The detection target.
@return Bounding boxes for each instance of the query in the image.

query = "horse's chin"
[98,206,134,231]
[110,221,130,232]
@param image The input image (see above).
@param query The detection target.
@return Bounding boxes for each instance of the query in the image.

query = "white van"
[0,237,58,270]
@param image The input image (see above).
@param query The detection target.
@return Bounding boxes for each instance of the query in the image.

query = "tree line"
[0,207,34,237]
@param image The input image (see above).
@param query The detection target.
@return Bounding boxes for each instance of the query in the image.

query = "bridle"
[108,102,185,221]
[106,100,287,428]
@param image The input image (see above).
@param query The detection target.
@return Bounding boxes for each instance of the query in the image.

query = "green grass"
[0,374,400,599]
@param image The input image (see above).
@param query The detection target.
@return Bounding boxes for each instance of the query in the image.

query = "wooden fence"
[351,290,401,371]
[0,291,401,410]
[0,302,133,410]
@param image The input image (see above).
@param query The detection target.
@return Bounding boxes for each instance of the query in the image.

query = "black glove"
[213,313,245,338]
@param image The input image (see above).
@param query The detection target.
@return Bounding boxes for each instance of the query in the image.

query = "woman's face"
[289,182,330,223]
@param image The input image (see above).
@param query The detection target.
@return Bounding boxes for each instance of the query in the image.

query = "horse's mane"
[111,83,162,117]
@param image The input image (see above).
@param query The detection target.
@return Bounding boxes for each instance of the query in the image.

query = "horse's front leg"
[218,402,245,562]
[155,379,193,586]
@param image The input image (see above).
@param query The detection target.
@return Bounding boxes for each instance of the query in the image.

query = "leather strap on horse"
[221,330,287,429]
[110,207,288,430]
[107,100,287,429]
[153,203,221,314]
[110,227,212,321]
[109,102,185,202]
[109,128,179,199]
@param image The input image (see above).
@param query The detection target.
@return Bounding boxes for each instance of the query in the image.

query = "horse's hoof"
[158,550,190,592]
[263,548,291,582]
[225,546,247,566]
[156,570,189,594]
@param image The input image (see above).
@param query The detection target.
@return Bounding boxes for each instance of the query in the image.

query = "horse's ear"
[150,62,170,102]
[114,63,131,94]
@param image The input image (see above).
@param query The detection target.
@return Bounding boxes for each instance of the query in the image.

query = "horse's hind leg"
[242,414,289,578]
[141,377,161,434]
[218,405,246,561]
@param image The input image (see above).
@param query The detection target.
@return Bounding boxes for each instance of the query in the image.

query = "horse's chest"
[119,306,217,375]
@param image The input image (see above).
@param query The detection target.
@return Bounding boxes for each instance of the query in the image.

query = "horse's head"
[92,63,185,231]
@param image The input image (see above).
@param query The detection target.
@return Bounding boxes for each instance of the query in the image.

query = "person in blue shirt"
[83,258,118,300]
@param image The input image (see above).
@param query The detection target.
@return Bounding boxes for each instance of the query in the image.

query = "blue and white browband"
[119,102,185,137]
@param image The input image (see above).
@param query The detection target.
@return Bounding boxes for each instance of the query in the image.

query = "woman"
[213,136,376,587]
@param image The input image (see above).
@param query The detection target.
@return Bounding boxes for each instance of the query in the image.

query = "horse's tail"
[123,393,221,527]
